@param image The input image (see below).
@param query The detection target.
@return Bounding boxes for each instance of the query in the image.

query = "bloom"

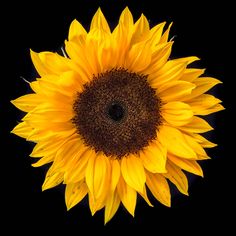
[12,7,224,223]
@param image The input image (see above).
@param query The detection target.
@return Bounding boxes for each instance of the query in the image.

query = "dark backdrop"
[1,0,233,234]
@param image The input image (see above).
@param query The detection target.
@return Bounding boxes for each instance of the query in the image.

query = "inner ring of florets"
[72,68,162,159]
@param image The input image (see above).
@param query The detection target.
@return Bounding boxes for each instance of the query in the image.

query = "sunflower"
[12,7,224,223]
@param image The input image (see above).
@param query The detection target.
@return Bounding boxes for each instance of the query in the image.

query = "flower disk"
[72,68,161,158]
[11,7,224,224]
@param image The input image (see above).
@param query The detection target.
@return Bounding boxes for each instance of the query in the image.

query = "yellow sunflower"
[12,7,224,223]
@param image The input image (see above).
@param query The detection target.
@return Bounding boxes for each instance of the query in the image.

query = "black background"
[1,0,234,234]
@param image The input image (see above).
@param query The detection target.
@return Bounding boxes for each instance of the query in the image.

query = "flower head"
[12,7,224,223]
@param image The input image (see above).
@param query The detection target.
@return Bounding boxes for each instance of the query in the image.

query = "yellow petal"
[180,68,205,82]
[30,50,52,76]
[11,94,43,112]
[97,41,114,72]
[36,52,71,76]
[182,133,208,158]
[104,190,120,224]
[26,124,69,139]
[64,147,91,184]
[187,94,223,115]
[141,141,167,173]
[65,34,102,77]
[111,9,133,67]
[188,93,222,106]
[179,116,213,133]
[117,176,137,217]
[57,71,84,94]
[88,193,97,216]
[32,155,54,167]
[146,42,173,75]
[111,24,127,67]
[139,185,153,207]
[158,125,197,159]
[121,155,146,193]
[34,77,75,100]
[159,22,173,43]
[126,40,152,72]
[30,77,56,92]
[65,181,88,210]
[30,138,66,157]
[30,81,40,93]
[164,161,188,195]
[168,154,203,177]
[111,160,121,192]
[150,61,187,88]
[119,7,134,29]
[27,129,55,142]
[131,13,150,44]
[94,155,111,200]
[85,154,96,199]
[42,168,64,191]
[203,104,225,115]
[53,137,83,172]
[88,28,109,47]
[189,133,217,148]
[27,129,49,142]
[162,102,193,126]
[88,192,106,216]
[88,26,111,71]
[86,33,104,74]
[65,40,94,77]
[90,8,110,33]
[86,154,111,201]
[27,117,74,135]
[11,122,34,139]
[158,81,196,102]
[149,22,166,50]
[29,125,75,141]
[24,106,73,123]
[172,56,200,65]
[182,77,222,101]
[68,19,87,41]
[32,107,72,121]
[146,171,171,207]
[40,85,75,106]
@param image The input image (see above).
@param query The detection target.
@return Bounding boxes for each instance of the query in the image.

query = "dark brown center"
[72,68,162,159]
[107,102,125,122]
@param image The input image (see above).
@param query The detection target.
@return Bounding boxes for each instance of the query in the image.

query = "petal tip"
[66,204,72,211]
[42,185,47,191]
[30,49,37,56]
[124,6,130,11]
[163,200,171,207]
